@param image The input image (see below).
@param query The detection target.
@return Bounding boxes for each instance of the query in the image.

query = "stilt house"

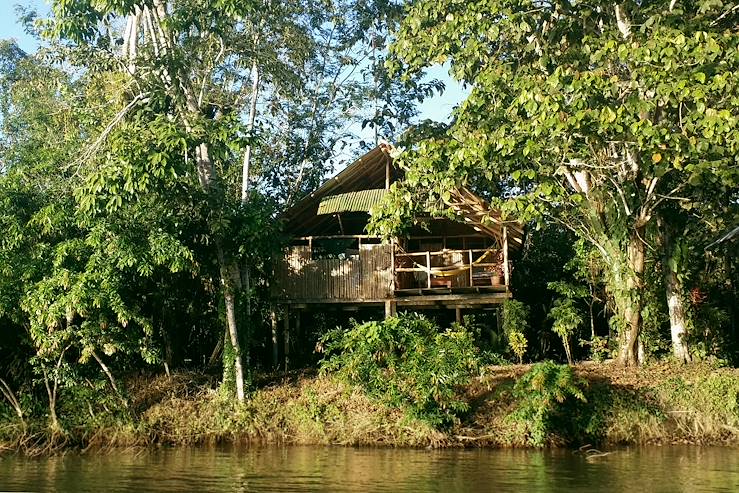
[271,144,524,336]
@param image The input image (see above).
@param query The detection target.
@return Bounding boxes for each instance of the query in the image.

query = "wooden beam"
[384,300,396,319]
[277,298,388,305]
[426,251,432,289]
[295,235,380,241]
[385,155,391,190]
[395,293,510,305]
[283,305,290,373]
[503,226,510,290]
[390,238,396,291]
[336,214,345,235]
[289,302,386,309]
[468,249,474,286]
[295,310,301,364]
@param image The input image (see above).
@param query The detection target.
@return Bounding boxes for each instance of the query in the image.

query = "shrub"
[507,331,528,364]
[507,361,587,446]
[318,314,480,426]
[548,298,583,364]
[579,335,609,362]
[502,300,529,363]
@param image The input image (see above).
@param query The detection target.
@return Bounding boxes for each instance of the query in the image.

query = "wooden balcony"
[272,243,510,304]
[393,248,510,295]
[272,244,393,302]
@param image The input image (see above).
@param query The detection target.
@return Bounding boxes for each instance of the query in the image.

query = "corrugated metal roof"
[317,189,387,215]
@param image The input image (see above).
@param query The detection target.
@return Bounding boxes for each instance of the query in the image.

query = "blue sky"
[417,64,469,123]
[0,1,46,52]
[0,1,467,123]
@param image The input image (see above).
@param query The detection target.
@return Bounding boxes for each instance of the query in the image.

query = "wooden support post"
[336,214,345,235]
[503,226,510,290]
[384,300,396,319]
[385,156,391,190]
[270,306,278,369]
[468,249,474,286]
[426,251,432,289]
[283,305,290,373]
[294,310,301,367]
[455,307,462,324]
[390,238,396,291]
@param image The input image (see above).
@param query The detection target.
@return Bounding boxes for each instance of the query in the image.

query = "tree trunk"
[236,57,260,388]
[563,337,573,365]
[241,59,259,203]
[123,4,247,399]
[43,370,60,433]
[91,350,128,408]
[223,286,245,401]
[197,141,245,402]
[43,345,68,434]
[618,227,646,366]
[270,307,279,369]
[220,254,245,402]
[658,217,691,363]
[662,246,691,363]
[665,277,690,363]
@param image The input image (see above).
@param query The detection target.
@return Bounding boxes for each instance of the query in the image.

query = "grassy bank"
[2,361,739,454]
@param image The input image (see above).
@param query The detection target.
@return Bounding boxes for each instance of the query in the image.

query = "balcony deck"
[272,243,510,308]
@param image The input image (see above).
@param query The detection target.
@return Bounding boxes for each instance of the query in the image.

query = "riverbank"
[2,361,738,454]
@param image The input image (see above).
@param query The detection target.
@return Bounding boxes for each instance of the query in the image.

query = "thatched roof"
[281,144,524,249]
[282,144,394,236]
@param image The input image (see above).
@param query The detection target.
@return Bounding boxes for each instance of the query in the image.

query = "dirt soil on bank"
[4,361,738,453]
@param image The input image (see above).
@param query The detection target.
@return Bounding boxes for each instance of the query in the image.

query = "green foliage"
[380,0,739,364]
[507,332,528,366]
[508,362,587,447]
[319,314,480,426]
[690,303,732,362]
[548,298,583,365]
[502,300,529,334]
[660,372,739,428]
[579,336,610,363]
[502,300,529,363]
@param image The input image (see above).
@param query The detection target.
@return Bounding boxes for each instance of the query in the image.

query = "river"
[1,445,738,492]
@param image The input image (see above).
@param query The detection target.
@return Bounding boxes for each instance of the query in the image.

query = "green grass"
[2,362,739,453]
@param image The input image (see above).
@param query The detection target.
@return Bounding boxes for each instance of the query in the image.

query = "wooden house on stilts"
[270,144,523,366]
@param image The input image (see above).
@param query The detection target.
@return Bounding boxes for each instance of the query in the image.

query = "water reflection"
[1,445,738,492]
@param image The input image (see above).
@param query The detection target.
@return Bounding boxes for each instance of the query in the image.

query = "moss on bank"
[2,362,739,454]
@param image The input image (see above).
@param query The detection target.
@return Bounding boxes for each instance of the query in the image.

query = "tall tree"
[42,0,433,393]
[0,39,197,426]
[380,0,739,366]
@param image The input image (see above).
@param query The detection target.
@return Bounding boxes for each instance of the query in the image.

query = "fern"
[508,361,587,446]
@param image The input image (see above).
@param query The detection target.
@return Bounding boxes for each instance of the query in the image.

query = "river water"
[1,445,738,492]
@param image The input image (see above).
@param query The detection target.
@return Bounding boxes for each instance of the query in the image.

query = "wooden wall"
[272,244,392,301]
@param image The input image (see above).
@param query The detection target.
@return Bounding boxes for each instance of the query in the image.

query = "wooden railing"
[394,248,509,289]
[272,244,510,301]
[273,244,393,301]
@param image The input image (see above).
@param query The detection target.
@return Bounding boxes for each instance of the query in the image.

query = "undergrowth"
[318,314,481,427]
[3,361,739,453]
[505,361,587,446]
